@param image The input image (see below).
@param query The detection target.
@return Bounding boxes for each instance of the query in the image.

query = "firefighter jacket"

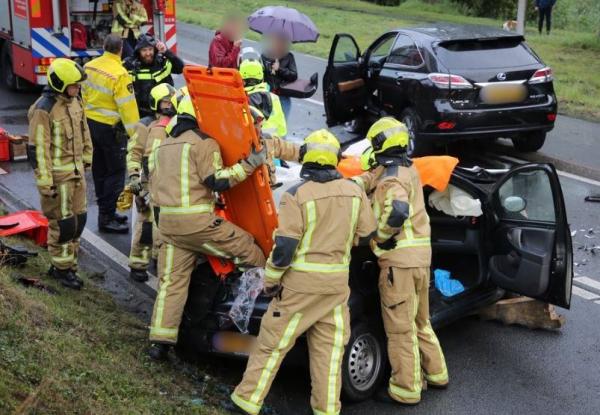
[111,0,148,39]
[151,117,256,236]
[370,163,432,268]
[264,166,377,294]
[82,51,140,137]
[261,132,300,185]
[143,115,170,179]
[246,83,287,137]
[27,87,93,187]
[123,40,185,116]
[126,115,156,178]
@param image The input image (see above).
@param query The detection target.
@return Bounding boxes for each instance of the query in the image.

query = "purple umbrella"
[248,6,319,43]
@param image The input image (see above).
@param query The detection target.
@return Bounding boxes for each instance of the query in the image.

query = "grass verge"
[0,235,223,415]
[177,0,600,122]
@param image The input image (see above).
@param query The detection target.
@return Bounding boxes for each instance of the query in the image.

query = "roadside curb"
[487,142,600,182]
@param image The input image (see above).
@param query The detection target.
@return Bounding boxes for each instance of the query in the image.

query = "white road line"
[82,229,157,291]
[305,97,324,106]
[574,276,600,293]
[595,300,600,305]
[0,167,7,175]
[572,285,600,300]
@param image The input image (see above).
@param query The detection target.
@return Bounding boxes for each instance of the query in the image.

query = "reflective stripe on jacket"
[82,52,140,137]
[143,115,170,180]
[111,0,147,38]
[27,89,93,187]
[127,116,156,177]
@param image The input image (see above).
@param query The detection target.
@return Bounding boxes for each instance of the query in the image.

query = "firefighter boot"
[374,386,420,406]
[48,266,81,290]
[219,397,252,415]
[130,268,149,282]
[70,270,84,287]
[98,214,129,234]
[114,212,129,224]
[148,343,170,360]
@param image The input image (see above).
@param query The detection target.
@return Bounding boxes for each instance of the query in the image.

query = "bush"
[361,0,403,6]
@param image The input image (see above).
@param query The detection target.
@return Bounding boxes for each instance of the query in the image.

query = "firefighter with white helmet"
[27,58,92,290]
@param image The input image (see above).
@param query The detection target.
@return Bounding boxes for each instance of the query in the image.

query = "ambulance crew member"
[111,0,148,58]
[27,59,92,290]
[355,117,449,405]
[222,130,377,415]
[82,34,140,234]
[126,83,176,282]
[147,96,268,359]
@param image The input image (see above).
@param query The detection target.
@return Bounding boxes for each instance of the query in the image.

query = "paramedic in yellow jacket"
[248,106,299,186]
[147,96,268,360]
[126,83,176,282]
[240,60,287,138]
[82,34,140,234]
[111,0,148,58]
[355,117,449,406]
[27,59,92,290]
[222,130,377,415]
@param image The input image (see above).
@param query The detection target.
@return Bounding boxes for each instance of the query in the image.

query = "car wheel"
[341,320,386,402]
[512,131,546,152]
[401,108,431,157]
[1,43,18,91]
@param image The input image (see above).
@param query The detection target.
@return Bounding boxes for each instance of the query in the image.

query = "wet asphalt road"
[2,21,600,415]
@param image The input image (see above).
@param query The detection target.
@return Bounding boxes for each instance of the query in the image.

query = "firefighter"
[221,130,377,415]
[248,106,299,186]
[127,83,176,282]
[147,96,268,359]
[111,0,148,58]
[239,59,287,138]
[355,117,449,405]
[123,33,185,117]
[82,34,140,234]
[27,59,92,290]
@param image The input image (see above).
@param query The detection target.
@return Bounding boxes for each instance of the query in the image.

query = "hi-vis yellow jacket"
[111,0,148,39]
[27,90,93,187]
[82,51,140,137]
[245,83,287,138]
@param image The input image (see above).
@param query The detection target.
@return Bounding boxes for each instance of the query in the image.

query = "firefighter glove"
[129,174,143,195]
[243,144,268,169]
[377,232,399,251]
[39,185,58,198]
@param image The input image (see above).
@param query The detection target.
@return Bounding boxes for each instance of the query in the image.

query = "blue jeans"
[279,96,292,120]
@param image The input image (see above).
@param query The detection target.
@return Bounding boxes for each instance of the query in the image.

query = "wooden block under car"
[9,135,28,162]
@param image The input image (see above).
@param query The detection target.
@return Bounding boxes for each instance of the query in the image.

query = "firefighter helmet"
[149,83,176,113]
[239,60,264,83]
[177,95,196,119]
[47,58,86,93]
[170,86,189,109]
[299,129,341,168]
[366,117,410,155]
[361,147,377,171]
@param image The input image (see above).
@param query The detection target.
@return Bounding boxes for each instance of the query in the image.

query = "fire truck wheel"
[1,43,18,91]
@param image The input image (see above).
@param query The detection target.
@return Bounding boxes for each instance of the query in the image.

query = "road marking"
[0,167,7,175]
[572,285,600,300]
[82,229,157,290]
[306,97,324,106]
[574,276,600,293]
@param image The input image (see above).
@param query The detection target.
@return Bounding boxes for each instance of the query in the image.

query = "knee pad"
[74,212,87,239]
[140,221,153,245]
[57,215,77,244]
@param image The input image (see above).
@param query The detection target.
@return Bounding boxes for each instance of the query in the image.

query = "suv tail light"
[428,73,473,90]
[529,67,554,84]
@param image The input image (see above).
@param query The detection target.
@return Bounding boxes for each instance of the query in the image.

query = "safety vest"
[111,0,147,39]
[245,83,288,137]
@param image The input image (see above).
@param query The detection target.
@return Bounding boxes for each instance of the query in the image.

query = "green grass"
[177,0,600,122]
[0,236,224,415]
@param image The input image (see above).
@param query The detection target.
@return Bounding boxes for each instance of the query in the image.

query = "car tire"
[512,131,546,152]
[341,320,387,402]
[401,108,432,157]
[1,43,18,91]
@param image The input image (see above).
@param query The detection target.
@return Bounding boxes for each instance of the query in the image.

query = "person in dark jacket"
[262,33,298,120]
[535,0,557,35]
[123,33,185,117]
[209,14,244,69]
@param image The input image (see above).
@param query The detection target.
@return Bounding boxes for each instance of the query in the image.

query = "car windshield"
[435,38,539,70]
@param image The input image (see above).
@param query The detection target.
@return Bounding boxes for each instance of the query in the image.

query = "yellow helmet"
[170,86,189,109]
[239,60,264,82]
[367,117,409,154]
[177,95,196,119]
[361,147,377,171]
[299,129,341,168]
[149,83,176,112]
[48,58,86,93]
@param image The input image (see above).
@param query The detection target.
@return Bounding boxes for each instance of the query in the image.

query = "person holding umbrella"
[262,32,298,120]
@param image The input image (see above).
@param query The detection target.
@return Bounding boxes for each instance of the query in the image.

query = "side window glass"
[498,170,556,222]
[388,35,423,67]
[334,37,359,63]
[368,36,395,65]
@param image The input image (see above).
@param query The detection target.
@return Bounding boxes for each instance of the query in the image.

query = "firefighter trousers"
[149,220,266,344]
[39,179,87,271]
[129,196,153,270]
[379,267,448,404]
[232,288,351,415]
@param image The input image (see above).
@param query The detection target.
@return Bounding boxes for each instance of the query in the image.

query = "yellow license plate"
[213,331,256,354]
[36,65,48,74]
[480,84,527,105]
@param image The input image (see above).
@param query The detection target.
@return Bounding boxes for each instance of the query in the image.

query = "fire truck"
[0,0,177,90]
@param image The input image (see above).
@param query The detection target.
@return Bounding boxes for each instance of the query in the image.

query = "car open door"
[487,164,573,308]
[323,34,367,127]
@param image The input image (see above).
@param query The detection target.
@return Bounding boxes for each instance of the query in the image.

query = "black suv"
[178,162,573,402]
[323,24,558,155]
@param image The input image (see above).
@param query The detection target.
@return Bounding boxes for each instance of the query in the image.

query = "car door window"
[333,36,360,63]
[388,35,424,67]
[368,35,396,66]
[497,169,556,222]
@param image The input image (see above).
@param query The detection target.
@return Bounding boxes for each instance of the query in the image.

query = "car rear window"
[435,38,540,70]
